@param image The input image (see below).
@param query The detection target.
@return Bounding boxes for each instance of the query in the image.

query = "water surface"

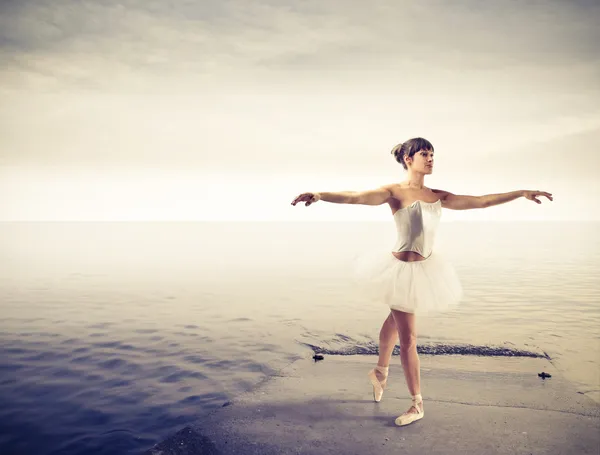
[1,221,598,454]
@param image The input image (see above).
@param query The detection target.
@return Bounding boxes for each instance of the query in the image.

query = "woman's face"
[406,148,434,174]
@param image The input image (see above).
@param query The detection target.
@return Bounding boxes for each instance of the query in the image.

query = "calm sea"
[1,221,599,455]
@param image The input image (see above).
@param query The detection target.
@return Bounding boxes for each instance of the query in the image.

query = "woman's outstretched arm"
[291,186,393,207]
[432,189,553,210]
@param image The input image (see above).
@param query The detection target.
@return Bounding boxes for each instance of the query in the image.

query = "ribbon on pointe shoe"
[394,393,424,427]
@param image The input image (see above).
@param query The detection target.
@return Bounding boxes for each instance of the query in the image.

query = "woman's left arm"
[432,189,553,210]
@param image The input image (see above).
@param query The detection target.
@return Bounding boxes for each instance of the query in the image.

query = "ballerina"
[291,137,552,426]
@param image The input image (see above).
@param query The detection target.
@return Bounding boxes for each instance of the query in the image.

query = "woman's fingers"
[291,194,304,205]
[291,193,314,206]
[526,190,553,204]
[534,191,553,203]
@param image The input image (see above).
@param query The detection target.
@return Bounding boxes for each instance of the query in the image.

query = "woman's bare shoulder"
[382,183,407,201]
[430,188,452,199]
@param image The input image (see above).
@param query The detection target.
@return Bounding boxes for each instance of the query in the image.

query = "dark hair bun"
[390,142,404,162]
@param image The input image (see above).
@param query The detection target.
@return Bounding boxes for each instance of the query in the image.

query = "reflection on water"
[0,221,599,455]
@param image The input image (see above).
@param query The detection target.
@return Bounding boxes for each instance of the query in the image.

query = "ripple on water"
[134,328,158,334]
[92,341,137,351]
[178,392,228,406]
[48,367,90,380]
[96,357,142,376]
[103,378,131,388]
[160,370,207,383]
[152,364,208,384]
[4,347,29,355]
[86,323,114,329]
[20,351,71,362]
[203,359,238,369]
[183,354,206,364]
[71,355,94,364]
[98,358,128,370]
[0,363,25,374]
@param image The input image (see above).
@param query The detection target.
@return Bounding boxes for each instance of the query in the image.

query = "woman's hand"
[522,190,553,204]
[291,192,321,207]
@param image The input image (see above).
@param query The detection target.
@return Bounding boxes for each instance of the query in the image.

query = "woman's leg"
[376,312,398,373]
[391,309,421,412]
[369,312,398,401]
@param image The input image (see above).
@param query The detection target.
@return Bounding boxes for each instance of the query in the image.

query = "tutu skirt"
[352,250,463,315]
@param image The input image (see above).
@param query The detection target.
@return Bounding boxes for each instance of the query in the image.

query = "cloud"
[0,0,599,176]
[1,0,599,93]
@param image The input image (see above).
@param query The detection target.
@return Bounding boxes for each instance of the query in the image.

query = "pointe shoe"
[394,394,424,426]
[367,365,389,402]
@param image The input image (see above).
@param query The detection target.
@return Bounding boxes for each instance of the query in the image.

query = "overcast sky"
[1,0,599,221]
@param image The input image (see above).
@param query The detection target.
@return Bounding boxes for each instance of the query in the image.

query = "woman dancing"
[291,137,552,427]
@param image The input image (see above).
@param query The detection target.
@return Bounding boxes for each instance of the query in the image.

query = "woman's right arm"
[292,186,392,207]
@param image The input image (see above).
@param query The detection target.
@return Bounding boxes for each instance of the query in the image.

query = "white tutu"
[352,249,463,315]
